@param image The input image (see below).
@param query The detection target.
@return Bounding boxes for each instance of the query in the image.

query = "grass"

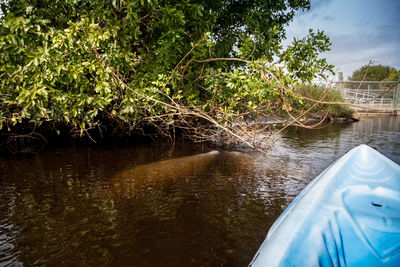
[295,84,353,119]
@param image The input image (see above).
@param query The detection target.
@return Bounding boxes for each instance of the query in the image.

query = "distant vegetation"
[346,64,400,89]
[295,85,352,119]
[0,0,340,152]
[348,64,399,82]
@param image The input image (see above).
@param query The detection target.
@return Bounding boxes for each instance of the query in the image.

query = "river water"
[0,117,399,266]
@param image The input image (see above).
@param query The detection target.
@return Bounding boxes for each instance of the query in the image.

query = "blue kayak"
[250,144,400,266]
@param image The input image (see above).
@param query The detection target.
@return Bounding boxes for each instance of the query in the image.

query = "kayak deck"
[250,144,400,266]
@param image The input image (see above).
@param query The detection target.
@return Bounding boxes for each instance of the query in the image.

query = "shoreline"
[0,115,359,156]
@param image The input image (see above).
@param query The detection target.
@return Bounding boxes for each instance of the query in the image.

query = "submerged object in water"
[250,144,400,266]
[111,150,220,190]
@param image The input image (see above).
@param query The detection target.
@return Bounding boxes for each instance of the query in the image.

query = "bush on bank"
[295,85,352,119]
[0,0,337,151]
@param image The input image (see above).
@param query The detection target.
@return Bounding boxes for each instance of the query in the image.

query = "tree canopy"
[0,0,335,150]
[348,64,399,82]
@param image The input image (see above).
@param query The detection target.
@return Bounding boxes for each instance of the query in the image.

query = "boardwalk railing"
[333,75,400,112]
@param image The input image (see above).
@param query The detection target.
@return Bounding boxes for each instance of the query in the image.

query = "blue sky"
[284,0,400,80]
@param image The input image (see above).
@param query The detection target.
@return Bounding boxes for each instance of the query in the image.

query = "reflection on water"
[0,117,399,266]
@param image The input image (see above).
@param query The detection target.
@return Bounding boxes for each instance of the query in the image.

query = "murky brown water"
[1,117,399,266]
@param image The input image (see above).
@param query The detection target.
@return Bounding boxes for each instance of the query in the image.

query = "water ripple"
[0,117,399,265]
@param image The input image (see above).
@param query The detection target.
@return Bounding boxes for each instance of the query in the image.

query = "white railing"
[341,88,394,108]
[333,79,400,111]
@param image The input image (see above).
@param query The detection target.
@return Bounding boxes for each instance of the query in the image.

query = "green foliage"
[281,29,334,82]
[0,0,334,142]
[295,85,352,118]
[385,69,400,82]
[347,64,399,90]
[348,64,399,82]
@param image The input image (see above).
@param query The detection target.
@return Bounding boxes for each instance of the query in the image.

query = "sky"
[284,0,400,80]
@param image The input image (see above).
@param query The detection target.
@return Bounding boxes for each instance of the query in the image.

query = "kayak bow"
[250,144,400,266]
